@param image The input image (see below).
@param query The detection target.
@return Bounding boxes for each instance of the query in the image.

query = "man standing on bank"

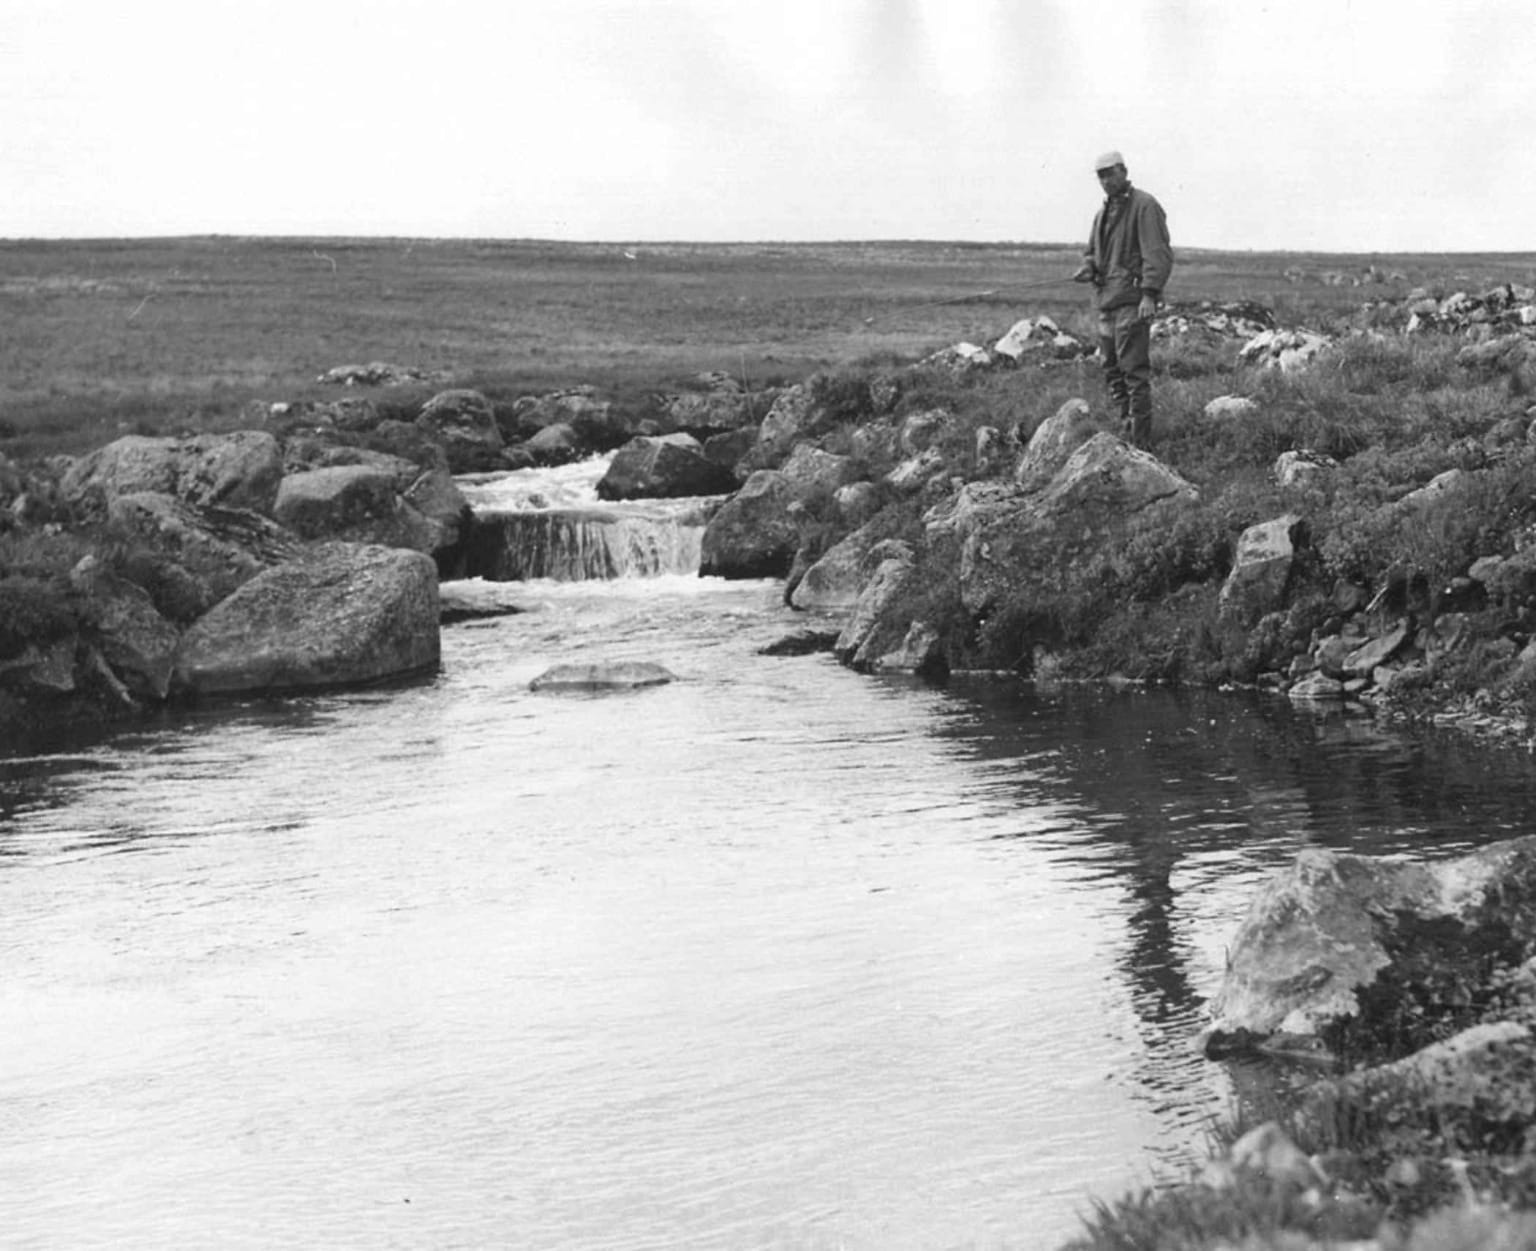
[1072,150,1173,449]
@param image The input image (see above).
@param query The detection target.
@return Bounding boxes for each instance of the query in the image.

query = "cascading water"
[457,456,716,581]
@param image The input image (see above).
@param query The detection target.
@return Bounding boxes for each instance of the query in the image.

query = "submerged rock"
[529,661,675,691]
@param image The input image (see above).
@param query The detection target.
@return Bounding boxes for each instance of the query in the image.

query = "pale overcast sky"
[3,0,1531,251]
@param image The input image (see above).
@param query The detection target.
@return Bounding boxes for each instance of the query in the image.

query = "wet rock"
[1288,672,1344,701]
[415,389,505,473]
[597,434,735,501]
[757,629,840,657]
[834,548,917,670]
[872,621,945,677]
[173,543,440,695]
[529,661,675,691]
[1203,836,1536,1056]
[790,530,905,613]
[524,423,583,466]
[699,471,801,579]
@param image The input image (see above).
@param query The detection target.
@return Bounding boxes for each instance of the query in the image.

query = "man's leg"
[1114,306,1153,448]
[1097,310,1130,428]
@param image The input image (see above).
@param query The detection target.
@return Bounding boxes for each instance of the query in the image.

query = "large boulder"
[272,464,437,552]
[790,526,891,613]
[106,492,301,619]
[834,546,918,669]
[596,434,736,500]
[172,543,440,695]
[699,471,802,579]
[415,389,505,472]
[960,435,1199,614]
[62,431,284,514]
[1202,836,1536,1058]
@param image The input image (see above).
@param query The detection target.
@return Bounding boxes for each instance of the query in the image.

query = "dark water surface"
[6,571,1536,1249]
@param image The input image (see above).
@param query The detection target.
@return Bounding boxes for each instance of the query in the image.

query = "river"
[6,461,1536,1249]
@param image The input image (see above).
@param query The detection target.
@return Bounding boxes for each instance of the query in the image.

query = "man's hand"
[1137,294,1158,322]
[1071,262,1095,284]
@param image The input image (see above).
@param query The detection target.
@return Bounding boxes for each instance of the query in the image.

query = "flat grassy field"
[2,235,1533,457]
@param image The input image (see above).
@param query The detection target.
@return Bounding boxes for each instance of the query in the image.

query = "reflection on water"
[4,580,1536,1249]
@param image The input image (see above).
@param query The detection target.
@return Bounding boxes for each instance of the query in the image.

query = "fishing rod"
[861,274,1080,325]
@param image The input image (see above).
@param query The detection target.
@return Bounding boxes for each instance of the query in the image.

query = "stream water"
[6,460,1536,1249]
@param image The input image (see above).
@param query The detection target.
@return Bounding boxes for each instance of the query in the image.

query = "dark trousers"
[1097,305,1153,448]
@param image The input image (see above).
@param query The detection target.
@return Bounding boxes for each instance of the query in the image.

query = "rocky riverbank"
[5,282,1536,750]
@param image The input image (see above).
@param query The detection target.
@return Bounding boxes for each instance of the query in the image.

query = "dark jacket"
[1083,186,1172,311]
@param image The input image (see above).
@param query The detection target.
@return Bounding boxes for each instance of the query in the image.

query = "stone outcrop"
[1202,836,1536,1057]
[172,543,440,695]
[596,434,736,501]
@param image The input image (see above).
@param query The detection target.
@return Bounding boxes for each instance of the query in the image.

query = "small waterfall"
[457,457,717,582]
[464,507,705,581]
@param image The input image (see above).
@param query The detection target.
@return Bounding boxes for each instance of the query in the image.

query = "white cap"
[1094,150,1125,171]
